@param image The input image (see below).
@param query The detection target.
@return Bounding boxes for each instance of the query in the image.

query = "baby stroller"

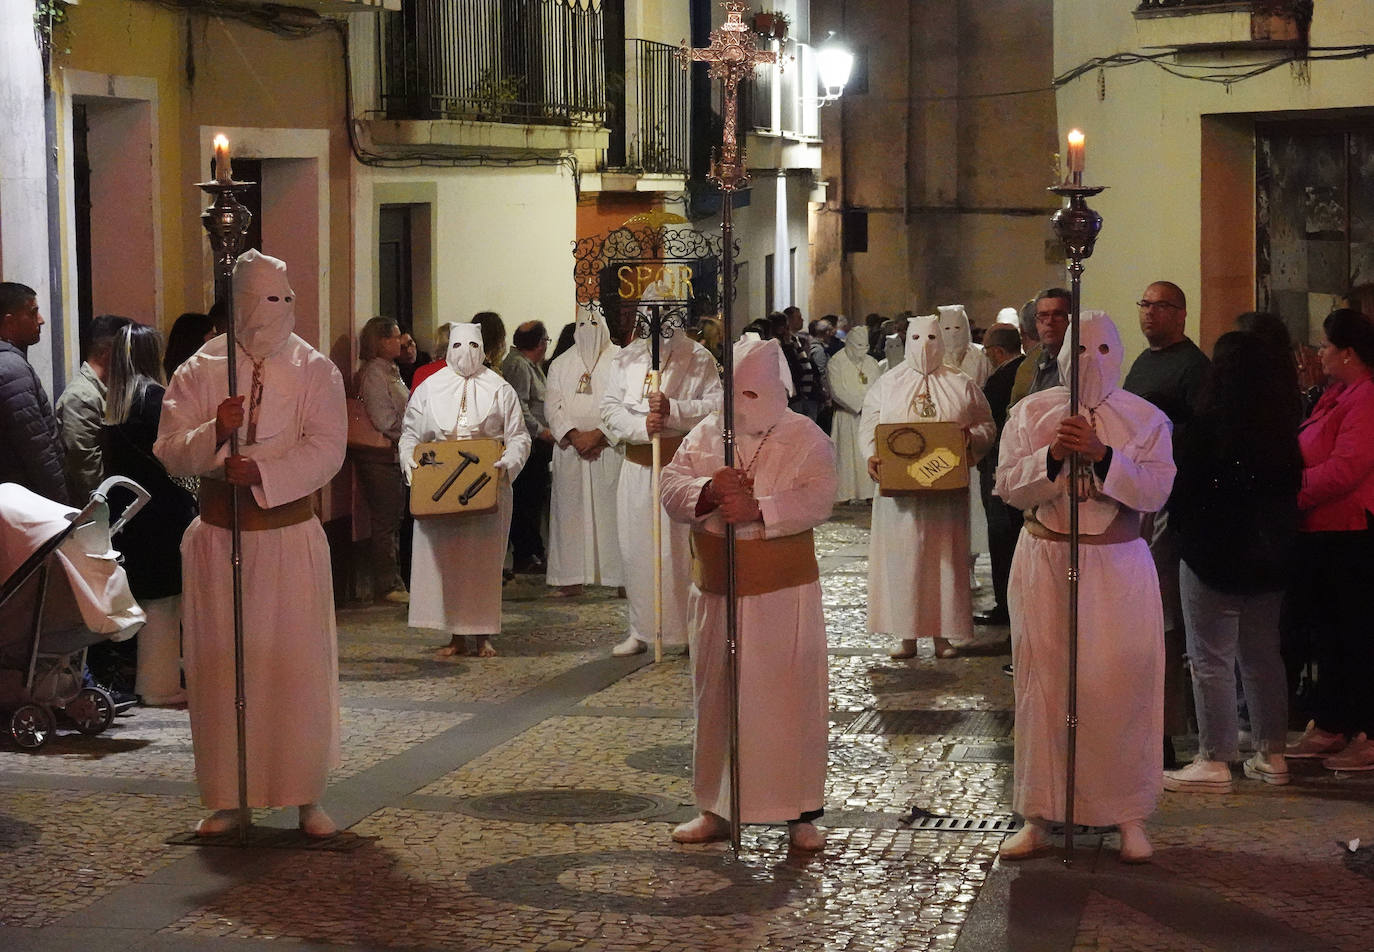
[0,477,150,749]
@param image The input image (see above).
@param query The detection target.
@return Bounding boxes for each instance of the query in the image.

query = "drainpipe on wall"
[44,86,66,395]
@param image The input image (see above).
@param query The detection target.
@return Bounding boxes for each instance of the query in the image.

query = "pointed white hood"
[732,338,789,436]
[574,305,611,371]
[232,250,295,360]
[844,325,869,358]
[938,304,972,365]
[1057,310,1123,409]
[904,314,944,374]
[447,323,486,378]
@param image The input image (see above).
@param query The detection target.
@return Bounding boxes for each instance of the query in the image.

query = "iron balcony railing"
[379,0,606,126]
[605,39,689,175]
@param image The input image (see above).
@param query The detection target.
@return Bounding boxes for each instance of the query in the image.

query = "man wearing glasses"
[1009,288,1072,407]
[1124,281,1211,769]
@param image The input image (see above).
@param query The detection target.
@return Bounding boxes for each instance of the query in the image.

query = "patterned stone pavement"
[0,503,1372,951]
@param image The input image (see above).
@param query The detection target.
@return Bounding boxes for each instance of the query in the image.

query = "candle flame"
[214,133,228,149]
[1067,129,1085,146]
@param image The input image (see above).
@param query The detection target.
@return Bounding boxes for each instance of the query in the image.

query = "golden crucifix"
[678,1,777,192]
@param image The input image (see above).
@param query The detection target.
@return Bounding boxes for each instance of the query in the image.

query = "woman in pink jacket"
[1284,309,1374,770]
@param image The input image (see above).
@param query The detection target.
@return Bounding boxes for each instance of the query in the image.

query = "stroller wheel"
[67,686,117,735]
[11,703,56,750]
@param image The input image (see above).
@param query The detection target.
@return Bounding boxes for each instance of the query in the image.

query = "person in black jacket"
[1163,329,1302,792]
[0,282,67,504]
[103,323,197,706]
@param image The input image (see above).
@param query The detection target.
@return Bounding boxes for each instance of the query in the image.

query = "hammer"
[431,448,481,502]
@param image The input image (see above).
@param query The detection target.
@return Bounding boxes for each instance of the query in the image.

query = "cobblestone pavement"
[1,502,1372,951]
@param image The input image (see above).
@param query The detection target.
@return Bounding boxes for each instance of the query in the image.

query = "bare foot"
[933,637,959,659]
[435,637,467,659]
[474,635,498,658]
[889,639,920,660]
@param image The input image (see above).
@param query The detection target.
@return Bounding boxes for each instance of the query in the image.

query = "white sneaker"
[611,634,647,657]
[1242,751,1291,786]
[1163,758,1234,793]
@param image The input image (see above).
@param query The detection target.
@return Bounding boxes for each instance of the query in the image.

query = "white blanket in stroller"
[0,483,144,641]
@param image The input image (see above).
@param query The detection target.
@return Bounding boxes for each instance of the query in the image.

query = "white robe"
[545,345,622,587]
[661,410,835,822]
[861,365,995,644]
[946,346,993,553]
[996,386,1174,826]
[401,368,530,634]
[154,333,347,809]
[828,344,881,502]
[601,338,722,647]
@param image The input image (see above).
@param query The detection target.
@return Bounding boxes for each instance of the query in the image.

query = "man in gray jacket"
[0,283,67,504]
[56,313,131,500]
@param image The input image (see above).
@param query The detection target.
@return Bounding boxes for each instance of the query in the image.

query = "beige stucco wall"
[812,0,1062,329]
[1054,0,1374,359]
[354,163,580,357]
[55,1,355,366]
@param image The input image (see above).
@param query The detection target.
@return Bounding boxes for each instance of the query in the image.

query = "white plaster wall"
[0,0,55,388]
[694,174,812,327]
[352,164,579,357]
[1053,0,1374,360]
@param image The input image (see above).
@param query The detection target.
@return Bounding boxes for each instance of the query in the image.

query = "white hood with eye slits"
[232,250,296,360]
[446,323,486,378]
[1056,310,1122,409]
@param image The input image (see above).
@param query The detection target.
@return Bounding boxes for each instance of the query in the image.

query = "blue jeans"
[1180,561,1288,760]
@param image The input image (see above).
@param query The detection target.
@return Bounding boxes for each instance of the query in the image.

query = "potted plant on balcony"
[751,9,790,41]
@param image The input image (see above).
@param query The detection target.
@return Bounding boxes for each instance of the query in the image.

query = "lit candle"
[1066,129,1085,177]
[213,134,232,184]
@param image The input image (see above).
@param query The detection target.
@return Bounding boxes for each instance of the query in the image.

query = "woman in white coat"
[400,324,530,658]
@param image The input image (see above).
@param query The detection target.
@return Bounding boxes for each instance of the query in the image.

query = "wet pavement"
[1,502,1372,951]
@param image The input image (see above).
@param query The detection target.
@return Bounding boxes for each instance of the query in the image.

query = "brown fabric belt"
[624,435,684,467]
[691,529,819,596]
[1022,507,1142,546]
[198,477,315,532]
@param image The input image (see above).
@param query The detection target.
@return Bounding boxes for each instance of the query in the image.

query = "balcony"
[602,39,689,180]
[1133,1,1312,50]
[368,0,608,153]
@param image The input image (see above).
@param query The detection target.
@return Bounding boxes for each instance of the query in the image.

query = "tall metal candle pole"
[680,0,776,856]
[1048,167,1104,865]
[198,157,255,844]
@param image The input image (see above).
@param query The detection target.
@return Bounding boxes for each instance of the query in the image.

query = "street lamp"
[815,32,854,105]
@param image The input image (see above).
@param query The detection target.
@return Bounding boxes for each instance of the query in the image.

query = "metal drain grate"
[946,743,1015,764]
[455,789,677,824]
[903,814,1022,833]
[844,709,1014,737]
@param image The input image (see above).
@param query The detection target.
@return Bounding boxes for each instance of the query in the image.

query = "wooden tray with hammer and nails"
[409,439,503,517]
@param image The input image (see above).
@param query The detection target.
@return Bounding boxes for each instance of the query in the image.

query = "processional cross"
[678,1,777,192]
[677,2,779,856]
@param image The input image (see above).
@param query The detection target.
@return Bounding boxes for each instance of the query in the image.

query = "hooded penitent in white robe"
[996,312,1174,826]
[661,338,835,822]
[862,315,996,646]
[601,331,722,648]
[828,325,881,502]
[546,307,621,587]
[154,249,347,809]
[938,304,993,387]
[940,304,995,552]
[400,325,531,635]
